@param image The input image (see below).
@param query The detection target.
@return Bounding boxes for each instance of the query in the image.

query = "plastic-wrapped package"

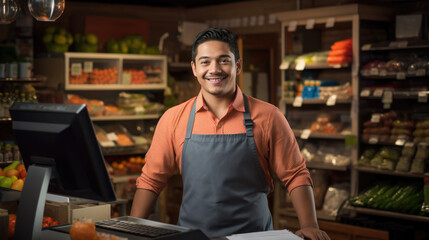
[395,156,412,172]
[301,143,318,162]
[322,182,350,217]
[410,158,425,174]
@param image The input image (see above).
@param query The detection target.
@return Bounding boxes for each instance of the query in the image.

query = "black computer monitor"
[9,102,117,239]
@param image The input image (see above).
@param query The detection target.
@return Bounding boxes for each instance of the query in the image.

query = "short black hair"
[191,28,240,63]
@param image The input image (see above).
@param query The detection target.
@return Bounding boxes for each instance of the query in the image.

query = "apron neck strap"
[185,94,254,139]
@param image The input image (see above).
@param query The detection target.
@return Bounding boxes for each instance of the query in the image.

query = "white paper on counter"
[227,229,302,240]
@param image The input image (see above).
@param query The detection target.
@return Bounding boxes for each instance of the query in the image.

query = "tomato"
[42,222,49,228]
[51,220,59,226]
[69,221,98,240]
[43,216,54,224]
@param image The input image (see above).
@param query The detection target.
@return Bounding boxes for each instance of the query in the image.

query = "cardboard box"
[44,201,111,225]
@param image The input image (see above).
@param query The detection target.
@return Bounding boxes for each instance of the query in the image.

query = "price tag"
[83,61,93,73]
[368,136,379,144]
[396,72,406,80]
[107,132,118,141]
[71,63,82,76]
[382,90,393,103]
[300,129,311,139]
[122,72,131,85]
[295,61,306,71]
[370,113,381,123]
[361,44,372,51]
[292,96,303,107]
[418,91,428,102]
[288,21,297,32]
[325,17,335,28]
[100,141,115,147]
[326,94,337,106]
[305,18,315,29]
[279,62,290,70]
[360,89,371,97]
[373,89,384,97]
[395,138,406,146]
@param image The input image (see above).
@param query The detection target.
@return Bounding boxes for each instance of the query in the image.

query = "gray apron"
[178,94,273,238]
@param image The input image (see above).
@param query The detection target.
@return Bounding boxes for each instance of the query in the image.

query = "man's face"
[191,40,241,98]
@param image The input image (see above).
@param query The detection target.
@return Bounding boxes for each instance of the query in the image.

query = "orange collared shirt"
[136,87,312,195]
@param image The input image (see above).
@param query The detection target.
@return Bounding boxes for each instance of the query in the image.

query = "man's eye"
[220,59,231,64]
[200,61,209,65]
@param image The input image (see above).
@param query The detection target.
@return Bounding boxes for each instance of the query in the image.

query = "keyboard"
[95,218,180,238]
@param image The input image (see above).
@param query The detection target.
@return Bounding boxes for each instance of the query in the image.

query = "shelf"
[91,114,161,121]
[347,206,429,223]
[361,40,429,51]
[65,83,166,91]
[306,161,349,171]
[280,62,350,70]
[293,129,347,140]
[354,165,429,178]
[284,98,352,105]
[360,89,429,100]
[276,207,337,222]
[0,76,46,83]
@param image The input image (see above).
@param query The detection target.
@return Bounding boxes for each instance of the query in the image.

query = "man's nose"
[209,62,221,73]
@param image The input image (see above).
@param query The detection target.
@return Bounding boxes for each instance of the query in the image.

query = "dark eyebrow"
[197,54,232,61]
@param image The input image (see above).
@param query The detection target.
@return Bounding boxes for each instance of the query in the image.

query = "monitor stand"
[14,164,52,240]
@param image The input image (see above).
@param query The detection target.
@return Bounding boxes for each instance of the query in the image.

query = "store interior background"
[1,0,429,239]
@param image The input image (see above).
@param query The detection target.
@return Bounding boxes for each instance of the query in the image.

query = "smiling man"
[131,28,330,240]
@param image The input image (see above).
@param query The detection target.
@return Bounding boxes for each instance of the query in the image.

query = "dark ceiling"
[68,0,255,8]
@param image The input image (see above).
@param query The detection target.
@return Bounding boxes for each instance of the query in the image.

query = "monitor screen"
[9,102,116,202]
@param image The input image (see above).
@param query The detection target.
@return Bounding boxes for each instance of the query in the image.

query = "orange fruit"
[69,221,98,240]
[19,169,27,179]
[11,179,24,191]
[5,169,19,178]
[15,164,26,172]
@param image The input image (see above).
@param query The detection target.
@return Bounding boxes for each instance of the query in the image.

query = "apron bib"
[178,94,273,238]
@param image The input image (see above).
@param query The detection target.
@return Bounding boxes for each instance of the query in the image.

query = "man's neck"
[202,91,236,119]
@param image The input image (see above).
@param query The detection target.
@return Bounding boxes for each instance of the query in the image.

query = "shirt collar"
[196,86,245,113]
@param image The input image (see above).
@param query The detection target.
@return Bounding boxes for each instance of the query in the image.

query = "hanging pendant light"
[0,0,19,24]
[28,0,64,22]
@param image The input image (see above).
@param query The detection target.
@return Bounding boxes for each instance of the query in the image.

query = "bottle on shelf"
[3,144,13,162]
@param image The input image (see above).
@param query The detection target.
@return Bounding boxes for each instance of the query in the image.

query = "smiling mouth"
[205,76,226,83]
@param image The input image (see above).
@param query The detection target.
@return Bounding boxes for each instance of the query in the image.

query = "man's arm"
[130,188,158,218]
[290,185,330,240]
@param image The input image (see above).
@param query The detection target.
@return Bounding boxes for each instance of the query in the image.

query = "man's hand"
[295,227,330,240]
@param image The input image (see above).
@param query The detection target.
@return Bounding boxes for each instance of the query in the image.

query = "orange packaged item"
[116,133,134,146]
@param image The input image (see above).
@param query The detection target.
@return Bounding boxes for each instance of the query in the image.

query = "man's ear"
[191,61,197,77]
[236,59,242,75]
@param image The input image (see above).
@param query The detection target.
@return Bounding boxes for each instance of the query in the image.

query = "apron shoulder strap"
[185,99,197,139]
[242,93,254,137]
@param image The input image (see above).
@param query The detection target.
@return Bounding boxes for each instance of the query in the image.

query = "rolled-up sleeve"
[268,108,313,192]
[136,108,178,195]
